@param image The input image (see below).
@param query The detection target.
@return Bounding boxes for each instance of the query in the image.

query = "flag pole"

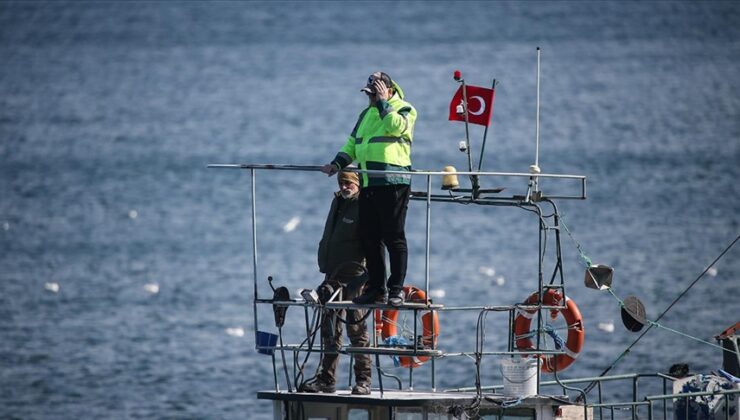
[477,78,497,173]
[457,74,479,196]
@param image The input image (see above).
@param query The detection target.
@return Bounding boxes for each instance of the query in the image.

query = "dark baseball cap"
[360,72,393,94]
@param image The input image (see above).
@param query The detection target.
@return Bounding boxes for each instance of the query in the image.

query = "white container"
[501,357,538,397]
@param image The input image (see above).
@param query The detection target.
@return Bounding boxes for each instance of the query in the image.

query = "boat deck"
[257,389,568,408]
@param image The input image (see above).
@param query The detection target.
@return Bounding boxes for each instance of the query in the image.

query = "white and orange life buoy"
[374,285,440,368]
[513,289,584,373]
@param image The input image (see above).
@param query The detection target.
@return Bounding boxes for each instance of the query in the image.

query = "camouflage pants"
[318,273,372,386]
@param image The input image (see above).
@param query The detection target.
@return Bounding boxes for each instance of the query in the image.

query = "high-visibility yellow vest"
[332,88,417,187]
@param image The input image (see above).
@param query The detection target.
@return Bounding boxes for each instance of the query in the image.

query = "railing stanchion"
[424,174,432,297]
[424,174,436,391]
[251,168,260,347]
[633,377,638,420]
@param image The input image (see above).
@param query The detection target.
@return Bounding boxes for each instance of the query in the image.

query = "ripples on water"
[1,2,739,418]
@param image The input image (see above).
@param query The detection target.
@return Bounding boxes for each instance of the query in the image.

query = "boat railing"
[447,371,740,420]
[209,163,587,396]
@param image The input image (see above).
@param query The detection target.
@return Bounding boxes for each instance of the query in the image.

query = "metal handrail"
[258,298,565,313]
[207,163,587,180]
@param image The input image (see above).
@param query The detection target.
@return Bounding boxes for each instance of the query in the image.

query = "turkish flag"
[448,85,495,127]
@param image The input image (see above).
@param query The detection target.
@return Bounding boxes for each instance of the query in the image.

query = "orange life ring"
[513,289,585,373]
[374,285,440,368]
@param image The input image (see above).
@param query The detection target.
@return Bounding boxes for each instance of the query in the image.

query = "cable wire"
[578,233,740,400]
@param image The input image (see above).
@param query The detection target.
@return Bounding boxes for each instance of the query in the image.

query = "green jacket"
[317,193,365,278]
[332,84,417,187]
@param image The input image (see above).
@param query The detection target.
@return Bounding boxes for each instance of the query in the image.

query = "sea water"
[1,2,739,418]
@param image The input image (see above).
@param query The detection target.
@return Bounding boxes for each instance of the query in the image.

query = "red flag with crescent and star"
[448,85,495,127]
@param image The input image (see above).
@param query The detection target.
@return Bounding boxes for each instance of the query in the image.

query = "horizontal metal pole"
[543,194,587,200]
[439,304,566,312]
[257,299,564,313]
[208,163,324,172]
[345,347,443,357]
[590,401,650,408]
[256,344,442,357]
[409,193,586,203]
[208,163,586,180]
[256,298,443,310]
[445,373,645,392]
[255,299,313,307]
[257,346,567,358]
[442,350,567,357]
[325,301,443,310]
[541,373,642,385]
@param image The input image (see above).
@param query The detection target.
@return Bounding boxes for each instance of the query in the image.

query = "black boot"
[299,378,336,393]
[388,289,405,307]
[352,289,388,305]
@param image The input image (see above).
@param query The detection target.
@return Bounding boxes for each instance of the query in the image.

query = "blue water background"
[1,2,739,418]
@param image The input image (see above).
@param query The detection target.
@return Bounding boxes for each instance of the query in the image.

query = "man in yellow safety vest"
[321,72,417,307]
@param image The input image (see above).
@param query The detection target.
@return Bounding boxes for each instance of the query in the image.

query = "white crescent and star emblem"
[469,96,486,116]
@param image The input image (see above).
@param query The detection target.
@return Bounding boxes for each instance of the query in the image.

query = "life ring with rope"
[374,285,440,368]
[513,288,585,373]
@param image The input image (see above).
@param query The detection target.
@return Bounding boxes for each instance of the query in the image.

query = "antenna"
[527,47,543,201]
[534,47,541,171]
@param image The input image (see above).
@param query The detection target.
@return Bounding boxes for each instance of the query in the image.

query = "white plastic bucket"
[501,357,538,397]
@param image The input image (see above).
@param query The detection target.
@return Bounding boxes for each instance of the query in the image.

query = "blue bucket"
[256,331,278,356]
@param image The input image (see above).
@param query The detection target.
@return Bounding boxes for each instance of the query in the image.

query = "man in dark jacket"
[300,169,372,395]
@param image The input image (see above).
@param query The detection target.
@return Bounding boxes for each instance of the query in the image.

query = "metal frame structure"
[210,164,740,419]
[209,163,587,395]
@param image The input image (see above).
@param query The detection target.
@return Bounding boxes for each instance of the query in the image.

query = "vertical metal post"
[632,377,638,420]
[251,168,260,346]
[410,308,417,391]
[507,310,514,352]
[535,47,541,169]
[425,174,436,392]
[303,307,311,339]
[431,310,436,392]
[582,177,587,199]
[372,309,377,348]
[271,353,279,391]
[662,377,668,420]
[549,201,566,297]
[376,353,384,397]
[424,175,432,297]
[373,309,384,396]
[536,205,544,395]
[533,47,542,194]
[408,362,413,391]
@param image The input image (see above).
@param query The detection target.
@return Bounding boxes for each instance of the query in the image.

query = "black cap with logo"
[360,72,392,94]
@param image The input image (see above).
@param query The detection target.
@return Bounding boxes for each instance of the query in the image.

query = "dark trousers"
[318,274,371,385]
[359,184,410,294]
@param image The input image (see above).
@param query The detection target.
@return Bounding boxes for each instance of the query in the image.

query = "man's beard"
[340,190,357,199]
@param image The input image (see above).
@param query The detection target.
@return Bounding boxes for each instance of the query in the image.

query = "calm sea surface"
[1,2,739,418]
